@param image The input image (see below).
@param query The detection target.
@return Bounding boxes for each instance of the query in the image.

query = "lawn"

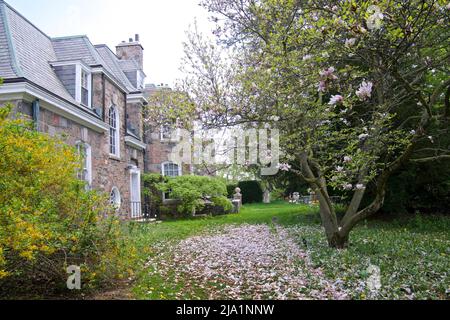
[127,202,449,300]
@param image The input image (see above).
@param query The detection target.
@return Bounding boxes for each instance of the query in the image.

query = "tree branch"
[410,155,450,163]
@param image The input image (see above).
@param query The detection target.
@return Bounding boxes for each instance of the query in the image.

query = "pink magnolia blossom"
[320,67,338,81]
[356,81,373,101]
[277,163,292,172]
[318,81,327,92]
[329,95,344,105]
[355,184,366,191]
[343,183,353,191]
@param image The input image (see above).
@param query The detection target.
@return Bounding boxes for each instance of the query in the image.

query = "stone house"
[0,1,148,219]
[143,83,192,179]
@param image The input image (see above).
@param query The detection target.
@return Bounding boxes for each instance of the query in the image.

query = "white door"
[130,169,141,219]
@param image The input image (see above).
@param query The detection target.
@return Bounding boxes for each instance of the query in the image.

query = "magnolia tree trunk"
[300,153,391,249]
[316,182,386,249]
[315,192,349,249]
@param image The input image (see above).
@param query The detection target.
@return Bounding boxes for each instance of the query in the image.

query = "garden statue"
[293,192,300,204]
[232,187,242,213]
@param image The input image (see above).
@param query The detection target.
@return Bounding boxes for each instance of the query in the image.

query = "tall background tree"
[147,0,450,248]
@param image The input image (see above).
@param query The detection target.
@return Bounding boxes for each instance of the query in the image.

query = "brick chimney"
[116,34,144,70]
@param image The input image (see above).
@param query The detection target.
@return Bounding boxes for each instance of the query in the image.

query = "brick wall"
[3,75,145,219]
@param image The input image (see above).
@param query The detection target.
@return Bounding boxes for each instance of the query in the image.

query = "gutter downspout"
[32,99,40,131]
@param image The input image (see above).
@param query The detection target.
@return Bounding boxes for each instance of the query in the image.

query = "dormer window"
[137,71,145,90]
[76,64,92,107]
[81,70,89,106]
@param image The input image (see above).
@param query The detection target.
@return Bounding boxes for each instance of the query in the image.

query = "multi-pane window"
[81,70,89,106]
[109,106,119,156]
[76,142,92,189]
[162,162,180,200]
[110,187,121,210]
[163,162,181,177]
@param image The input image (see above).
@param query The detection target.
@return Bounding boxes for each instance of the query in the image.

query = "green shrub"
[226,183,238,198]
[142,173,167,217]
[157,175,232,215]
[238,181,263,204]
[0,103,135,295]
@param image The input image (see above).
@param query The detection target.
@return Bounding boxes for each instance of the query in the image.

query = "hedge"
[238,181,263,204]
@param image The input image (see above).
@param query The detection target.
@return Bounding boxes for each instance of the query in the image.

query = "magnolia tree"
[147,0,450,248]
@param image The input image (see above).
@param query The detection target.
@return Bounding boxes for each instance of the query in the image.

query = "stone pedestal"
[263,190,271,204]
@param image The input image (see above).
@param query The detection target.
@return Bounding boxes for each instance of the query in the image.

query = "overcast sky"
[7,0,214,86]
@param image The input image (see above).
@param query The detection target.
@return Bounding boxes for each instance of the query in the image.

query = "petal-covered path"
[146,224,348,300]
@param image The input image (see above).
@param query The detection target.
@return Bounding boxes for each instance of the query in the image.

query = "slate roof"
[95,45,136,92]
[52,36,103,66]
[118,59,140,72]
[0,0,142,105]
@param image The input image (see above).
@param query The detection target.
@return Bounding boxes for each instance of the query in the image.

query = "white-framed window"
[76,64,92,107]
[162,162,181,200]
[81,70,89,106]
[109,105,120,157]
[136,71,145,90]
[76,141,92,189]
[110,187,121,210]
[162,162,181,177]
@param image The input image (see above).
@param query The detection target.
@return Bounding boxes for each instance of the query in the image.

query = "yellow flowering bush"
[0,103,134,294]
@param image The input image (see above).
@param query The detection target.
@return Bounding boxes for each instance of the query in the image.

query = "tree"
[170,0,450,248]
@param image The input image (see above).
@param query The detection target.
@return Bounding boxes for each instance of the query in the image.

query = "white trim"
[110,187,122,210]
[76,141,92,188]
[127,92,148,105]
[82,68,92,108]
[85,143,92,187]
[125,135,146,150]
[129,167,142,219]
[0,82,108,133]
[161,162,181,201]
[75,64,82,103]
[50,59,90,69]
[137,70,146,90]
[109,105,121,158]
[73,63,92,108]
[161,161,182,177]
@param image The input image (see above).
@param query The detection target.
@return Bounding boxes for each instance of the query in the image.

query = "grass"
[126,202,449,300]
